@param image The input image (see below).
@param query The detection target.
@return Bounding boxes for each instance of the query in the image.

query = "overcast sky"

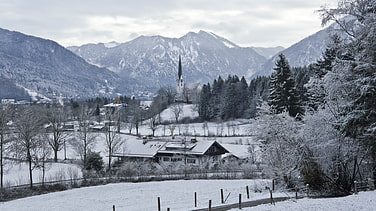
[0,0,338,48]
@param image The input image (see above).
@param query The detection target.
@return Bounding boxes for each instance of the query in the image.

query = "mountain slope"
[0,28,131,100]
[68,31,267,89]
[257,24,337,76]
[251,46,285,59]
[0,75,30,101]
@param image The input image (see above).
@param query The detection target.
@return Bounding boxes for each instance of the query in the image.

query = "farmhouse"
[113,137,229,168]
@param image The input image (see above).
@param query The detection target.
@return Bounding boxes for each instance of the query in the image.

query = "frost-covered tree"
[256,112,305,188]
[318,0,376,182]
[269,54,304,118]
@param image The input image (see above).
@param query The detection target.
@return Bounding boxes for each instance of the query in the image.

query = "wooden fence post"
[306,184,310,197]
[112,205,115,211]
[269,189,274,205]
[221,189,224,203]
[272,179,275,192]
[246,186,250,199]
[209,200,212,211]
[354,181,358,194]
[158,197,161,211]
[194,192,197,207]
[295,186,298,199]
[239,194,242,209]
[167,208,170,211]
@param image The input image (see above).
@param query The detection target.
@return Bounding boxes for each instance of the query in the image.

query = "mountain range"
[69,26,336,89]
[0,28,134,101]
[68,31,267,90]
[0,24,337,101]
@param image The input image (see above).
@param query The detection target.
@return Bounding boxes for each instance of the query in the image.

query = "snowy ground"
[0,179,276,211]
[3,162,82,187]
[230,191,376,211]
[1,179,374,211]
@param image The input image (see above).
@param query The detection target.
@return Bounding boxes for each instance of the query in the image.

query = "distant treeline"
[198,66,311,121]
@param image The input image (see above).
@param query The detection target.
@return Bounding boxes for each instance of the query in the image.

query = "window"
[171,157,182,162]
[187,159,196,164]
[163,157,170,162]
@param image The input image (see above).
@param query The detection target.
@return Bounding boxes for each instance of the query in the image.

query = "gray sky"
[0,0,337,48]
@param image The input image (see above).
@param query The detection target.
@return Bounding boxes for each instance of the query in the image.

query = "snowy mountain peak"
[68,30,265,91]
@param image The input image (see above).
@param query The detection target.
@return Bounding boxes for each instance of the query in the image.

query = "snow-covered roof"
[221,144,251,159]
[159,140,218,155]
[114,138,228,158]
[114,138,167,158]
[103,103,123,108]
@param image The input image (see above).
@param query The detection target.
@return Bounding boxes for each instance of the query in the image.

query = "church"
[176,56,201,103]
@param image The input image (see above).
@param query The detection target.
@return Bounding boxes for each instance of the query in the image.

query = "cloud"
[0,0,338,47]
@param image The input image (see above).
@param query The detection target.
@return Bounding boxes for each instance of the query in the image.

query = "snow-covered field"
[3,162,81,187]
[1,179,374,211]
[0,179,275,211]
[232,191,376,211]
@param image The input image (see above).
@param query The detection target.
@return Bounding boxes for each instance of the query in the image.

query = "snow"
[0,179,275,211]
[3,162,82,187]
[1,179,374,211]
[223,40,237,48]
[120,138,165,158]
[158,104,199,123]
[103,41,120,48]
[231,191,376,211]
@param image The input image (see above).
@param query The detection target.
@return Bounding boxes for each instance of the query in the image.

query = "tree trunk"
[108,155,112,172]
[27,148,33,189]
[0,133,3,189]
[54,149,58,162]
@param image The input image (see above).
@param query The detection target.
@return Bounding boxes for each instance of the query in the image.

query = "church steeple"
[176,55,184,100]
[178,55,182,80]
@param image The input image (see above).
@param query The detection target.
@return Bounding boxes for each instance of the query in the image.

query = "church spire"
[178,55,182,80]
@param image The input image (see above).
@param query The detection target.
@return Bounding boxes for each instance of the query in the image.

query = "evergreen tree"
[223,82,237,119]
[306,35,344,110]
[269,54,304,118]
[198,83,212,121]
[211,76,225,119]
[236,76,249,117]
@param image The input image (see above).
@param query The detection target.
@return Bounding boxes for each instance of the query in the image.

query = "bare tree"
[34,133,52,186]
[148,115,158,137]
[168,124,176,136]
[202,121,208,137]
[127,100,142,136]
[70,106,97,169]
[171,103,183,124]
[0,107,11,189]
[14,106,44,188]
[45,106,70,162]
[104,112,124,171]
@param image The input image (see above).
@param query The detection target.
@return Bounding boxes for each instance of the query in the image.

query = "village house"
[112,137,229,169]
